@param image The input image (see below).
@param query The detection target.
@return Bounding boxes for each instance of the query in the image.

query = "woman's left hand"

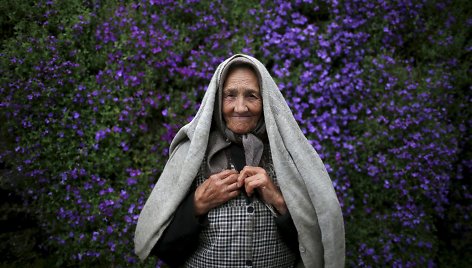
[237,166,288,215]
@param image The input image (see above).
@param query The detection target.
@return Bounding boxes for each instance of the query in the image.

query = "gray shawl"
[134,54,345,268]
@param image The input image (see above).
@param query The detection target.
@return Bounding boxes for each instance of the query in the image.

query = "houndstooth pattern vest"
[185,147,297,268]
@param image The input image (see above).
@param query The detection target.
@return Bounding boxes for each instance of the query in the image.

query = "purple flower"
[127,178,137,186]
[120,141,129,151]
[95,128,110,141]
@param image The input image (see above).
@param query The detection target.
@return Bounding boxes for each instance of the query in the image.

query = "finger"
[245,180,264,196]
[226,181,240,192]
[237,172,247,187]
[210,169,238,179]
[241,165,265,175]
[227,189,240,199]
[222,173,239,184]
[243,172,269,185]
[208,170,237,184]
[244,175,265,196]
[238,166,268,185]
[214,169,239,179]
[237,172,256,188]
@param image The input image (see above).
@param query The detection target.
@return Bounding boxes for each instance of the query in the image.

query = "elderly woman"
[135,55,345,268]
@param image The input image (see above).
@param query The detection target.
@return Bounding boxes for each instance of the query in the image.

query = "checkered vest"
[185,147,297,268]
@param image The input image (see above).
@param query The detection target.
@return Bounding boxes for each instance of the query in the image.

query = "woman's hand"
[237,166,288,215]
[194,169,240,216]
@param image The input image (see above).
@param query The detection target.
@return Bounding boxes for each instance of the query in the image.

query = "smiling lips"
[229,114,254,120]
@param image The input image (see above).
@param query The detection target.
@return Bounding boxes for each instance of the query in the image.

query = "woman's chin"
[228,125,255,135]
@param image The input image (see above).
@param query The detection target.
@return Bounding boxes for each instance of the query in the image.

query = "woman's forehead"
[223,67,259,88]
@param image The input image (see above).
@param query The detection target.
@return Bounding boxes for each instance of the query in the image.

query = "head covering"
[134,54,345,268]
[206,56,266,177]
[213,56,266,140]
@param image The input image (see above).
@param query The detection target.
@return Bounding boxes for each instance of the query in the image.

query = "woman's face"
[222,67,262,134]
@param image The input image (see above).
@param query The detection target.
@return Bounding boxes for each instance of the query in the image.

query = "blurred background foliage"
[0,0,470,267]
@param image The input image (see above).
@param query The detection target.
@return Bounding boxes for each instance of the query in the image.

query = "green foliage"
[0,0,470,267]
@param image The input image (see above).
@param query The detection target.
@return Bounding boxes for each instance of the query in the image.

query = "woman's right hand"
[194,169,240,216]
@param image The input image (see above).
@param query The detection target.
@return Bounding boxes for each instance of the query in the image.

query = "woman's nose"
[234,97,248,113]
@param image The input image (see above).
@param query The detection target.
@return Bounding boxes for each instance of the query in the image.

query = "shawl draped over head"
[134,54,345,268]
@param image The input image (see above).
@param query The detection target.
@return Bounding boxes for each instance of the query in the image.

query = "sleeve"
[275,210,300,256]
[151,190,208,267]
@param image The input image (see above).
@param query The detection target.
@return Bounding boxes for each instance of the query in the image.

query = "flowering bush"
[1,0,470,267]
